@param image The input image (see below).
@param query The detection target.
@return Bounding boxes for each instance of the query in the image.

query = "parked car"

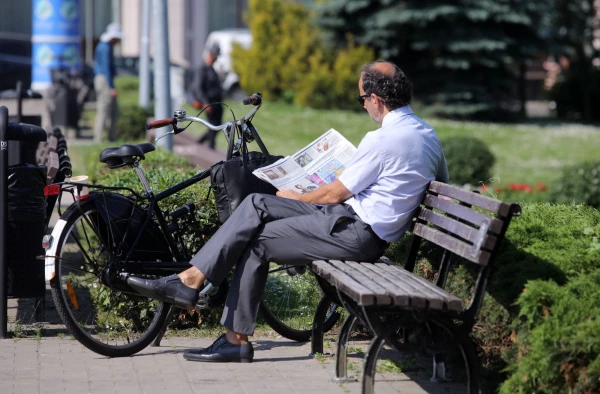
[204,28,252,99]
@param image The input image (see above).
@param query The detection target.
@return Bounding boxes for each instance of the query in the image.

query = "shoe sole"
[183,355,253,363]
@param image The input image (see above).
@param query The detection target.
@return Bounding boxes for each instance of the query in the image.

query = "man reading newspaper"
[128,60,449,363]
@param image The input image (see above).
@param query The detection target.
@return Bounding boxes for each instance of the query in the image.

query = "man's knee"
[244,193,267,207]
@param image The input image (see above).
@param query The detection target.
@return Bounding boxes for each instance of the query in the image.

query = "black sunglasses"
[356,94,370,106]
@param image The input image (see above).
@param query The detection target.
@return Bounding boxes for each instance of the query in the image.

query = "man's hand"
[110,89,118,97]
[276,189,301,200]
[277,180,353,204]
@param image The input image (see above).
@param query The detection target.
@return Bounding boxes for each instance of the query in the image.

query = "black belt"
[344,204,389,248]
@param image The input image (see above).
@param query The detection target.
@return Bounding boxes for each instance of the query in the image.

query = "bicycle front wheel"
[49,199,170,357]
[259,264,340,342]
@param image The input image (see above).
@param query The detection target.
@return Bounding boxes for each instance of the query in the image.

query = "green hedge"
[550,161,600,209]
[386,202,600,392]
[441,136,496,186]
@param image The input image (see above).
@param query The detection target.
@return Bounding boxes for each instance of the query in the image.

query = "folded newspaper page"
[253,128,357,192]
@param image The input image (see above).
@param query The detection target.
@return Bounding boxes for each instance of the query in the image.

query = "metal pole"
[0,106,8,338]
[152,0,173,150]
[112,0,121,56]
[85,0,94,65]
[139,0,151,109]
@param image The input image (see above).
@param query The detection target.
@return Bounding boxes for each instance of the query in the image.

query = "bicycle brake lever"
[155,126,184,143]
[154,130,174,143]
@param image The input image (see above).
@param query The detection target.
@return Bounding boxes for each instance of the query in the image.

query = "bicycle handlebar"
[151,92,263,143]
[242,92,262,106]
[145,117,176,130]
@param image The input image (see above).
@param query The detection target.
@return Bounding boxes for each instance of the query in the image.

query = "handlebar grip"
[146,118,175,130]
[242,92,262,106]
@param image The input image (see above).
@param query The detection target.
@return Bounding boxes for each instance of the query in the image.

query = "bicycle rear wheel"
[259,264,340,342]
[49,198,170,357]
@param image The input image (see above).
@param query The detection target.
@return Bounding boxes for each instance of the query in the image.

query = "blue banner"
[32,0,81,37]
[32,41,82,86]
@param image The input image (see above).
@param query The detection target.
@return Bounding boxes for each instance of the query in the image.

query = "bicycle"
[43,93,339,357]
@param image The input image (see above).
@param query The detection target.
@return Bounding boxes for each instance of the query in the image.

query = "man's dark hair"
[360,61,412,110]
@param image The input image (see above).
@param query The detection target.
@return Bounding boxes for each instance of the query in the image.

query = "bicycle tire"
[259,264,340,342]
[49,197,171,357]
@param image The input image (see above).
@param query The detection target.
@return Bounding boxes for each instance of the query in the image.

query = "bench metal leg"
[430,318,482,394]
[362,331,386,394]
[152,305,177,347]
[332,314,357,383]
[310,295,333,355]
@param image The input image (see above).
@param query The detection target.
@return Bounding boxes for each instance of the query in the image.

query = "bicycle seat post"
[132,160,153,196]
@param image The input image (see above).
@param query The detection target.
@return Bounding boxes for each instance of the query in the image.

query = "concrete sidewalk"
[3,290,465,394]
[0,331,468,394]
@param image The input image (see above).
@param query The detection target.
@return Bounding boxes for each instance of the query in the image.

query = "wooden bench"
[310,181,521,394]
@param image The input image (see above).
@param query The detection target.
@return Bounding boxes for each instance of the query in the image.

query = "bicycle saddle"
[99,143,156,169]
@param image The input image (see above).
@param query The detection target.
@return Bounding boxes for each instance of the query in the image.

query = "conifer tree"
[315,0,546,118]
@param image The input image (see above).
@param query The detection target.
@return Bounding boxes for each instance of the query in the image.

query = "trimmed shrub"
[550,161,600,209]
[500,270,600,394]
[385,202,600,391]
[117,105,151,141]
[231,0,374,109]
[441,136,496,186]
[231,0,320,101]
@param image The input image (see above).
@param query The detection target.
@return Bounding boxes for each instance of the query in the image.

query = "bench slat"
[413,223,491,265]
[371,263,446,309]
[328,261,393,305]
[429,181,512,217]
[312,260,376,305]
[346,262,410,307]
[373,263,462,311]
[417,208,498,251]
[423,194,504,234]
[360,263,430,308]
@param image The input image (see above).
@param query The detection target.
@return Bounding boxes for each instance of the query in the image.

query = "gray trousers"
[93,74,119,142]
[189,193,388,335]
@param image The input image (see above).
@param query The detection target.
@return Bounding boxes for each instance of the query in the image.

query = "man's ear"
[372,94,385,109]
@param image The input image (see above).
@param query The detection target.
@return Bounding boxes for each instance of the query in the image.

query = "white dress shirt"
[338,106,448,242]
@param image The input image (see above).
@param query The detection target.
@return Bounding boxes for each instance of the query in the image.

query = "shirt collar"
[381,106,414,128]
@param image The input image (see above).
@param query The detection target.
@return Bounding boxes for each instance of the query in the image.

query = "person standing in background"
[190,43,223,149]
[93,23,123,142]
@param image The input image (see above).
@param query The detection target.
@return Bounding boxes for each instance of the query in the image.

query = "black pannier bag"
[210,124,281,224]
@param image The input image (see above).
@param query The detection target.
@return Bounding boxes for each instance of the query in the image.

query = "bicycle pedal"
[195,293,210,310]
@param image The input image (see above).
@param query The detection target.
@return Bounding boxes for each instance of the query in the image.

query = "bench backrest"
[405,181,521,322]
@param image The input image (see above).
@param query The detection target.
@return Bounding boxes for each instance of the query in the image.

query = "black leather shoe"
[127,274,199,308]
[183,334,254,363]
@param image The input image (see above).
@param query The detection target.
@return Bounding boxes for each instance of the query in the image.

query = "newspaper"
[253,128,357,192]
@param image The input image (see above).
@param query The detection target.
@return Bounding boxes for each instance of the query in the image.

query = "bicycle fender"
[44,218,67,281]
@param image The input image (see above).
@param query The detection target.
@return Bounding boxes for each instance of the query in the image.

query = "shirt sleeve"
[338,133,384,194]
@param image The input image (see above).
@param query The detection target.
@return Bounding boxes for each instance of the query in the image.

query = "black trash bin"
[6,164,47,298]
